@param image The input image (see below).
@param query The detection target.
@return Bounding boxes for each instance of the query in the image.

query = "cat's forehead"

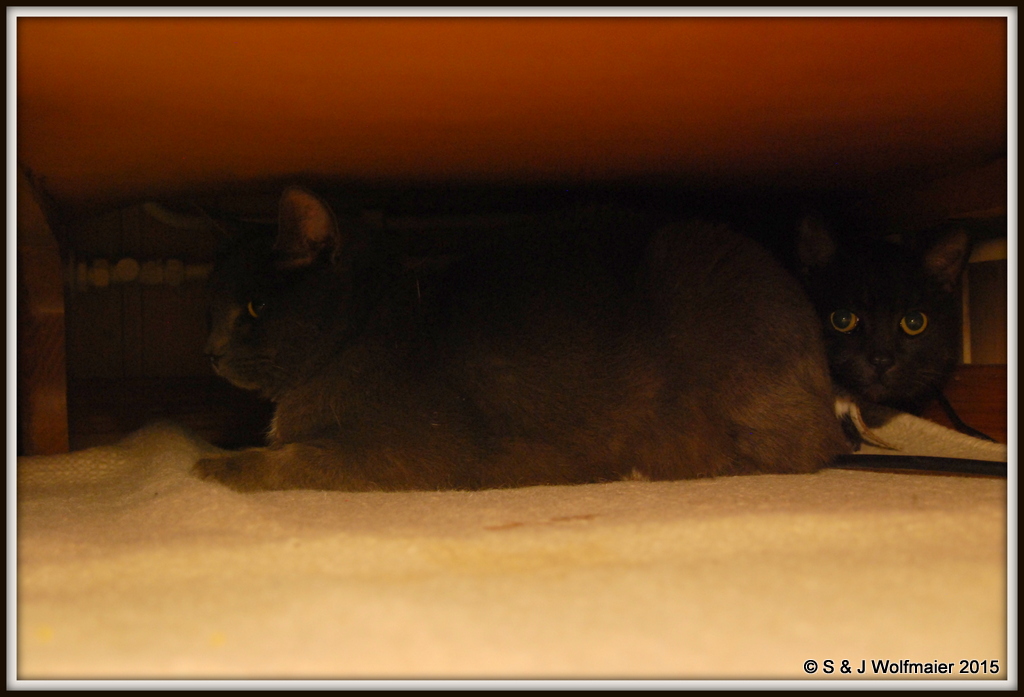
[853,237,922,270]
[822,241,927,305]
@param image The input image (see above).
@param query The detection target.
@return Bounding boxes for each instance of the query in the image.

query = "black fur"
[797,217,970,413]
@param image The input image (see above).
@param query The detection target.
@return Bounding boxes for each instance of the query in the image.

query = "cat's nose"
[870,353,895,373]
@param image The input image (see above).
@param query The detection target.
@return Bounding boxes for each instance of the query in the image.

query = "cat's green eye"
[247,301,265,319]
[900,311,928,336]
[829,309,859,333]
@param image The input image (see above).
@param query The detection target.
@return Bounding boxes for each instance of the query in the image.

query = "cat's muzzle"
[206,351,223,371]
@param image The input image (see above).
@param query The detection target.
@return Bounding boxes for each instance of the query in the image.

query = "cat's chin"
[860,383,890,402]
[855,382,928,413]
[212,367,264,393]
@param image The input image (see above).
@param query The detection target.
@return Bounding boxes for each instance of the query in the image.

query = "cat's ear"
[796,215,837,273]
[922,229,971,292]
[275,187,342,269]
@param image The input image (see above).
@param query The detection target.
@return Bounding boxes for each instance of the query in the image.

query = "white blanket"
[13,419,1011,684]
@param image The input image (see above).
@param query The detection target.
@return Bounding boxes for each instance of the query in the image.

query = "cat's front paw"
[839,414,864,452]
[192,450,281,492]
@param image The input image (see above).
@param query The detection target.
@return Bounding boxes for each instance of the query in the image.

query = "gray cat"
[193,187,845,491]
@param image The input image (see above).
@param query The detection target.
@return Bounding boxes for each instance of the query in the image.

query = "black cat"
[192,187,845,491]
[796,217,971,414]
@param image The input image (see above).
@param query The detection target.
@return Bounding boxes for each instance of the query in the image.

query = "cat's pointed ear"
[796,215,837,273]
[923,229,971,291]
[275,187,342,269]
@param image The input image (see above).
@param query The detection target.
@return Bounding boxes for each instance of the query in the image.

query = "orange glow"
[16,17,1007,208]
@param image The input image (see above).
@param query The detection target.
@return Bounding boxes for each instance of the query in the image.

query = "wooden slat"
[63,207,125,379]
[17,169,70,455]
[120,206,145,377]
[64,289,124,379]
[968,260,1008,364]
[920,364,1008,444]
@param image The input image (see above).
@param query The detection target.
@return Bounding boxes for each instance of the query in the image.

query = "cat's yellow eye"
[247,301,264,319]
[829,309,859,333]
[900,311,928,336]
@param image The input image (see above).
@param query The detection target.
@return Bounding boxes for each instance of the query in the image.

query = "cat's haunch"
[194,187,846,492]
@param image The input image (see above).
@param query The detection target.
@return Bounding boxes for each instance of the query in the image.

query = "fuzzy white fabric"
[14,419,1010,683]
[853,403,1008,462]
